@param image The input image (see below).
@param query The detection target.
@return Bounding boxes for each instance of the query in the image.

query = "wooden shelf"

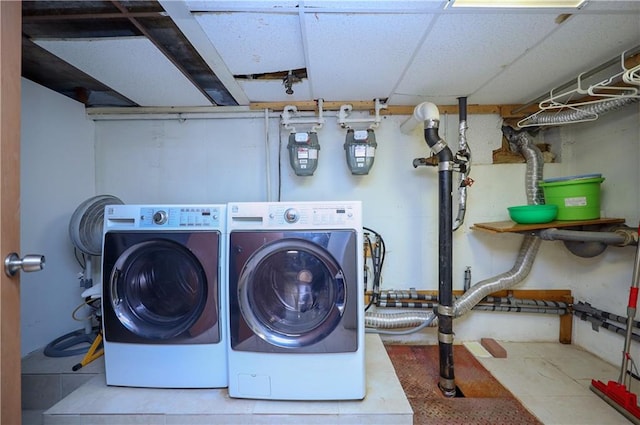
[472,217,626,234]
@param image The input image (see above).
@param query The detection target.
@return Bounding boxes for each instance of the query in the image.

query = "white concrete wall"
[559,104,640,366]
[20,79,96,356]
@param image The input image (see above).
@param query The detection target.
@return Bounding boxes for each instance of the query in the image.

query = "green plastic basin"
[507,204,558,224]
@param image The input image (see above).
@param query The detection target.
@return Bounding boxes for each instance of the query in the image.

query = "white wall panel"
[20,79,96,356]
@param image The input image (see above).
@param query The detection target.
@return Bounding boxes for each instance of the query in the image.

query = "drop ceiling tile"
[193,12,305,75]
[186,0,446,12]
[186,1,300,11]
[473,13,640,104]
[395,13,560,103]
[34,37,211,107]
[304,12,435,101]
[583,1,640,12]
[302,0,446,11]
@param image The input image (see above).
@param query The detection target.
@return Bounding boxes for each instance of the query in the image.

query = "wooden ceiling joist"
[249,101,539,120]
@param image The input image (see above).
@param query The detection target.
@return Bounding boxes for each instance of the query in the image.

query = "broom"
[590,223,640,424]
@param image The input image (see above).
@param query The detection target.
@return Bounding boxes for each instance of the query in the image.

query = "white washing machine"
[226,201,365,400]
[101,204,227,388]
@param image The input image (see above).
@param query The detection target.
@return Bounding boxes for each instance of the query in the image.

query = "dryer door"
[233,233,356,351]
[103,232,220,344]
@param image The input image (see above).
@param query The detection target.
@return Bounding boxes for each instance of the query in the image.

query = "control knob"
[284,208,299,223]
[153,210,168,225]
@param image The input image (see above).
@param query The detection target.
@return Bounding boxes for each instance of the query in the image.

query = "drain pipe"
[425,106,456,396]
[411,102,457,397]
[537,226,637,258]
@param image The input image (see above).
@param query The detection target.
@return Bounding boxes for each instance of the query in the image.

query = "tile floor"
[471,341,634,425]
[22,340,636,425]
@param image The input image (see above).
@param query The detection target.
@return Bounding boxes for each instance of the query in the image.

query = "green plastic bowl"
[507,204,558,224]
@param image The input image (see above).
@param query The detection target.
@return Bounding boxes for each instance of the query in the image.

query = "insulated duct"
[455,128,543,316]
[365,311,436,329]
[574,301,640,343]
[520,97,638,127]
[454,235,541,316]
[503,126,545,204]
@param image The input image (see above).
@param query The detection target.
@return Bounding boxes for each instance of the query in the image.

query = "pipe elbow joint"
[614,228,638,246]
[413,102,440,123]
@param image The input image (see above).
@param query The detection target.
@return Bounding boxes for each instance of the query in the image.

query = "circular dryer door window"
[238,238,346,348]
[109,239,208,340]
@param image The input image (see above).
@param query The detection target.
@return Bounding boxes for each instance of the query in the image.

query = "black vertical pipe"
[423,121,455,397]
[458,96,467,122]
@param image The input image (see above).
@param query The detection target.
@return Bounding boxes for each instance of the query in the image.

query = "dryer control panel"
[268,204,356,227]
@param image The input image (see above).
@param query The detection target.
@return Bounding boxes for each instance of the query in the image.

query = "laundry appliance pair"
[101,201,365,400]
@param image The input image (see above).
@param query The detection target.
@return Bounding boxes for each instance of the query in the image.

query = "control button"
[284,208,299,223]
[153,210,168,225]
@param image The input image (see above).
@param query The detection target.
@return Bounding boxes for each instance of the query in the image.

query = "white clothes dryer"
[226,201,365,400]
[101,204,227,388]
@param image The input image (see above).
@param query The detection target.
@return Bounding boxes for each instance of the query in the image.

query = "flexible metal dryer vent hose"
[458,129,543,316]
[523,97,638,126]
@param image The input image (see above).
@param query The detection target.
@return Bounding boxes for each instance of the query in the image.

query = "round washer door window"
[110,239,208,340]
[238,238,346,348]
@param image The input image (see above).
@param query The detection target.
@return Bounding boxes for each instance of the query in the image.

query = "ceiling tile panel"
[186,1,300,11]
[34,37,211,107]
[393,12,560,105]
[193,12,305,75]
[304,12,435,101]
[23,0,640,108]
[473,13,640,105]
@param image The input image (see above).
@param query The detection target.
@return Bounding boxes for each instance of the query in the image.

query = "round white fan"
[44,195,124,358]
[69,194,123,256]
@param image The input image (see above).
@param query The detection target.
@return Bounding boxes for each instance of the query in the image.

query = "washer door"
[238,238,346,349]
[109,239,208,340]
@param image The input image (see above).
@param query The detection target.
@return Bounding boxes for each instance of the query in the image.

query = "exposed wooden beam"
[22,12,163,21]
[250,101,540,119]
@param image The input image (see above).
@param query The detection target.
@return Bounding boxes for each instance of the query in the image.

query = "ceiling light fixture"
[450,0,586,8]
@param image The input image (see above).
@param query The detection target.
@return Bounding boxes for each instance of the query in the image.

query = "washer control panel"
[139,206,221,227]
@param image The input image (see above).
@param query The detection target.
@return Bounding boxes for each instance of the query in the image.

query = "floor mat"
[385,344,543,425]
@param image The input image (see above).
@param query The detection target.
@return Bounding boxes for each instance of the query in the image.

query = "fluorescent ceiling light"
[451,0,586,7]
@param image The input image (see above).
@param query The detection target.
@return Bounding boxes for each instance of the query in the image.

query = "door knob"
[4,253,45,277]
